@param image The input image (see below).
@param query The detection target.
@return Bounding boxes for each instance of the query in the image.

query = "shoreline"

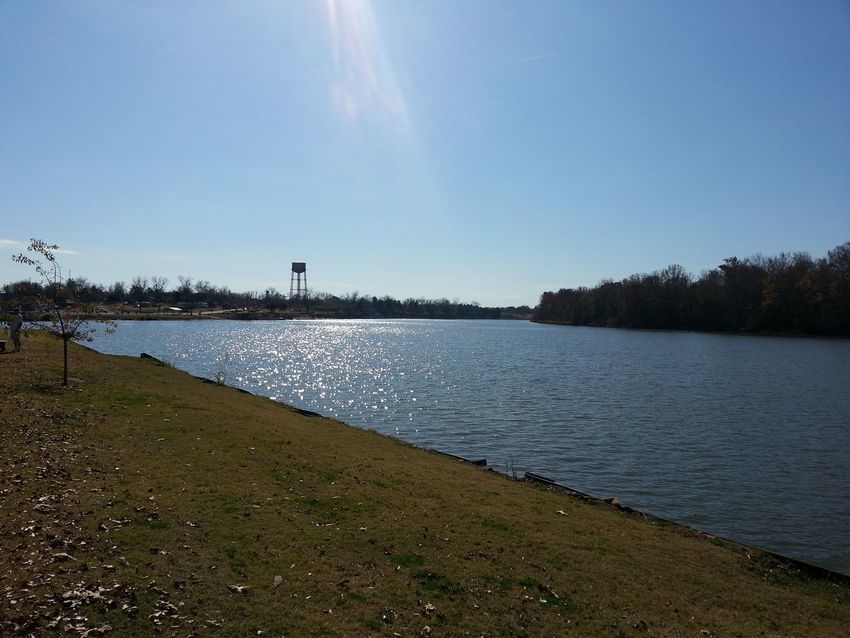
[86,320,850,575]
[531,318,850,340]
[142,349,850,584]
[4,334,848,635]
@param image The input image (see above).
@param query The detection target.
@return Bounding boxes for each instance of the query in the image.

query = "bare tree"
[176,275,193,301]
[12,239,114,386]
[194,280,213,300]
[129,276,149,303]
[107,281,127,304]
[150,276,169,303]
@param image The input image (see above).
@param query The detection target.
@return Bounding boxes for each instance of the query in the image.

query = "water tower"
[289,262,307,303]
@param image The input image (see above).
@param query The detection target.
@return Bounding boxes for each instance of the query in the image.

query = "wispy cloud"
[0,239,24,250]
[469,50,565,75]
[0,239,79,255]
[323,0,413,143]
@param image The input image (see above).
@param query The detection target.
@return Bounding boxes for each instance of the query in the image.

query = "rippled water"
[89,319,850,574]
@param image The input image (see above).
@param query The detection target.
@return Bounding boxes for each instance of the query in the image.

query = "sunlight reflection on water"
[90,319,850,575]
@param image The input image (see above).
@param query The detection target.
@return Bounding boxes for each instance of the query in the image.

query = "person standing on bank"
[10,308,23,353]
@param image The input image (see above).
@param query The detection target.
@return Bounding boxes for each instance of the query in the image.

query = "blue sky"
[2,1,848,307]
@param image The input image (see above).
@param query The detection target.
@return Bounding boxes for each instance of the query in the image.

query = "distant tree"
[65,276,105,304]
[759,252,818,333]
[4,280,44,298]
[691,269,727,330]
[193,280,213,302]
[65,276,86,301]
[659,264,691,328]
[209,285,231,307]
[593,279,624,327]
[533,243,850,335]
[718,257,764,330]
[12,239,114,386]
[231,290,255,309]
[824,242,850,334]
[263,287,287,310]
[129,276,149,303]
[150,276,169,303]
[106,281,127,304]
[176,276,193,301]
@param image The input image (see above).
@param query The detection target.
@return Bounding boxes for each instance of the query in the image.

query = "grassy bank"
[2,334,848,636]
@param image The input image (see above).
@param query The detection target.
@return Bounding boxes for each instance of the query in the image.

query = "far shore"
[531,317,850,340]
[77,309,533,321]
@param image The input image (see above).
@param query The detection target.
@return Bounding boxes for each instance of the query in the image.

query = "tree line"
[2,273,531,320]
[305,291,531,319]
[2,275,254,309]
[533,242,850,336]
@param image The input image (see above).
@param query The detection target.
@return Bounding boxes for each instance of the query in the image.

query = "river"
[89,319,850,575]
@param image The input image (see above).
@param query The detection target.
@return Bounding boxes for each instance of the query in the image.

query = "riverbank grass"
[1,333,848,636]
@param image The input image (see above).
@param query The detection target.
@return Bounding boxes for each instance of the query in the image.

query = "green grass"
[1,333,849,636]
[391,553,425,568]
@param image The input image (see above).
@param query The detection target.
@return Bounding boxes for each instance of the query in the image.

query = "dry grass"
[1,333,848,636]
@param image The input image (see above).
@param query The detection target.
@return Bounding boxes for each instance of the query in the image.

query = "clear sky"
[2,1,848,307]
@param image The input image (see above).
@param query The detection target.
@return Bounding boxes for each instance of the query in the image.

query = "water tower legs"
[289,262,308,311]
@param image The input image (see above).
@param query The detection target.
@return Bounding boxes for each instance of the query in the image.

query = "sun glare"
[323,0,412,141]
